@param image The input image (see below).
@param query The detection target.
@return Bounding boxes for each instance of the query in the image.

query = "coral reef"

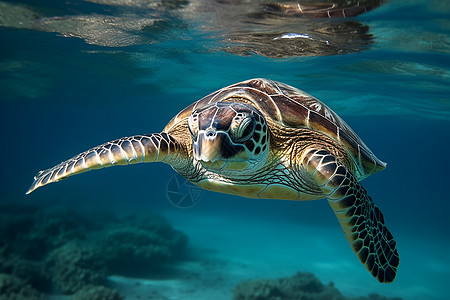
[0,243,51,293]
[233,272,402,300]
[96,213,188,275]
[0,204,188,298]
[0,273,45,300]
[72,285,124,300]
[46,241,107,293]
[0,205,93,260]
[1,204,402,300]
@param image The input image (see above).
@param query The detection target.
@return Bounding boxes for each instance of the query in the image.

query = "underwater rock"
[72,285,124,300]
[0,205,91,260]
[46,241,108,294]
[233,272,343,300]
[28,209,88,249]
[0,204,188,297]
[0,206,39,256]
[233,272,402,300]
[4,256,50,293]
[0,246,50,293]
[95,213,188,275]
[0,273,45,300]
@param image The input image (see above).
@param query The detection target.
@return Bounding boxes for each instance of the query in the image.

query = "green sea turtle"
[26,78,399,282]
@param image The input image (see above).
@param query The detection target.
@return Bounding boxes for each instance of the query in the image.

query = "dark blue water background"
[1,0,449,299]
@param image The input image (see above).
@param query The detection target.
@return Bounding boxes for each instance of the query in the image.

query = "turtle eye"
[188,113,199,141]
[231,116,255,142]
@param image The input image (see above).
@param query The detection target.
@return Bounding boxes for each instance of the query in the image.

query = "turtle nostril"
[205,129,216,138]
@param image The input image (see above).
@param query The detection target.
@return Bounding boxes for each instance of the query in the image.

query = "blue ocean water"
[0,0,449,299]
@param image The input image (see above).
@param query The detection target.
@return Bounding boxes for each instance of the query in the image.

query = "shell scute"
[338,129,360,165]
[231,87,280,114]
[274,80,341,127]
[198,86,283,126]
[308,110,338,138]
[232,78,281,95]
[269,94,309,128]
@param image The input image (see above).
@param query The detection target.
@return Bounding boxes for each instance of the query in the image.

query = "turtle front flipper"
[26,133,183,194]
[303,149,399,283]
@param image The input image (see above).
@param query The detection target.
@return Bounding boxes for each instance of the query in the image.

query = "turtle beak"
[193,129,223,162]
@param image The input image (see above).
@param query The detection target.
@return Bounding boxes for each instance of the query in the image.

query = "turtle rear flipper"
[26,133,182,194]
[304,148,399,283]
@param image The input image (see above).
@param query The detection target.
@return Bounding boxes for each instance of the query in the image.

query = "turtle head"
[188,102,269,173]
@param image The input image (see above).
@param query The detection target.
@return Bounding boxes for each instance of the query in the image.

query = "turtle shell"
[165,78,386,179]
